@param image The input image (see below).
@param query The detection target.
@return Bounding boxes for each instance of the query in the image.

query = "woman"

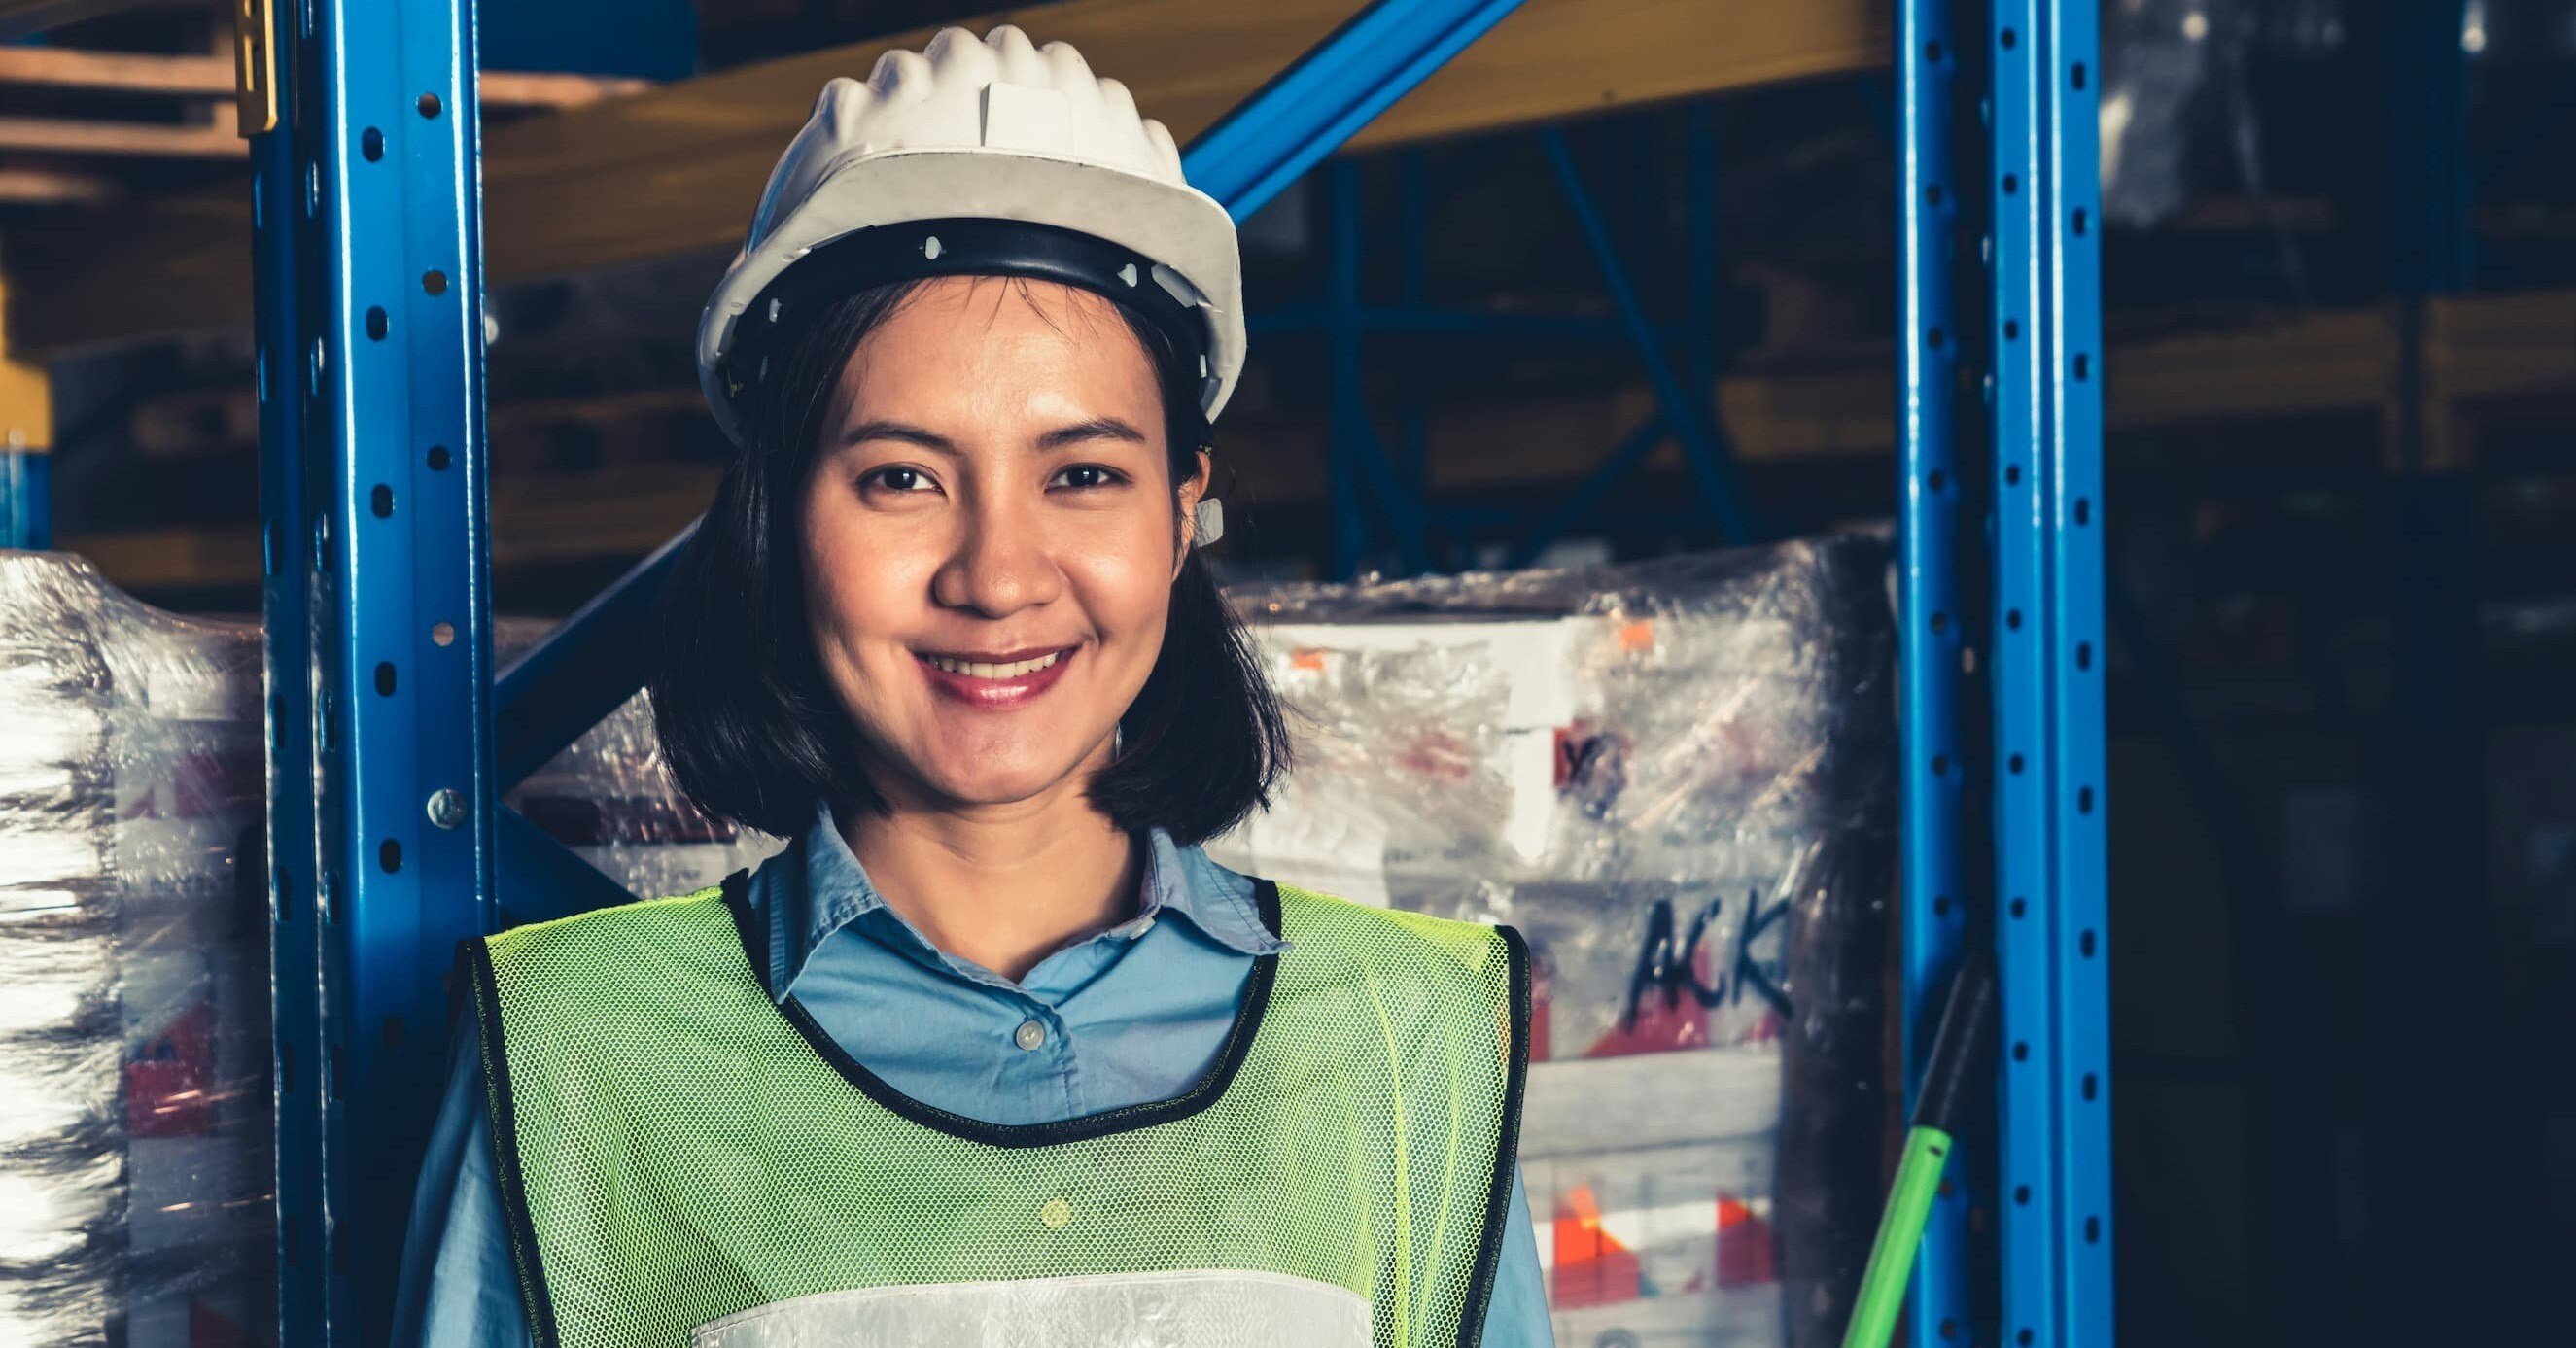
[397,26,1548,1348]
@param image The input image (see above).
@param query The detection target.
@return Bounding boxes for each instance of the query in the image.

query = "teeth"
[928,650,1063,679]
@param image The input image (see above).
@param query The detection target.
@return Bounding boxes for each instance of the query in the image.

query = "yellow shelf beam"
[2,0,1885,356]
[0,46,650,108]
[63,289,2576,595]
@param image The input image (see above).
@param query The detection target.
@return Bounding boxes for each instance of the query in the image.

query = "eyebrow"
[1035,416,1149,451]
[839,416,1149,454]
[839,419,958,454]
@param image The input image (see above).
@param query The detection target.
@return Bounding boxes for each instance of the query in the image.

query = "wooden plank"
[1344,0,1883,151]
[0,167,118,205]
[480,0,1882,282]
[66,462,725,590]
[0,48,234,95]
[2433,290,2576,399]
[477,71,652,110]
[2104,307,2396,428]
[4,0,1885,354]
[0,0,154,40]
[59,522,261,591]
[58,289,2576,594]
[0,46,650,107]
[0,113,244,158]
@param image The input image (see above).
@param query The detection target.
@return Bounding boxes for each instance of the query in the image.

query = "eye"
[1052,464,1127,491]
[862,466,938,494]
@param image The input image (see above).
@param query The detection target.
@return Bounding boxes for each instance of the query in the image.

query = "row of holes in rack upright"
[1918,20,2108,1348]
[271,94,455,1071]
[1921,32,2092,85]
[262,64,466,1323]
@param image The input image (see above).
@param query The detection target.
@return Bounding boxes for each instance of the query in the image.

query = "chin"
[917,753,1092,810]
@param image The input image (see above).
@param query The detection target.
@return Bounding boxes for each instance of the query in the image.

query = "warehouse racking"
[11,0,2117,1343]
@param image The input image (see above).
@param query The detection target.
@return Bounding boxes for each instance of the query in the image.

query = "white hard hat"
[695,24,1245,449]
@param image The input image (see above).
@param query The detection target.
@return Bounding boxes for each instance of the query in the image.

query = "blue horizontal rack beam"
[1185,0,1527,225]
[255,0,497,1339]
[491,0,1531,808]
[1310,111,1754,573]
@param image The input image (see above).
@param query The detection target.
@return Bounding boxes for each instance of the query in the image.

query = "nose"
[929,492,1062,618]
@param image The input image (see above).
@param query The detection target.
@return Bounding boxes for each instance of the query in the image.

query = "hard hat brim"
[696,148,1246,446]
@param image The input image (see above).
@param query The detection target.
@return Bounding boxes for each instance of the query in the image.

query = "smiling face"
[797,276,1205,814]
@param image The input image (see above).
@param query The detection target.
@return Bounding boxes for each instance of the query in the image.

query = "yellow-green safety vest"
[468,874,1530,1348]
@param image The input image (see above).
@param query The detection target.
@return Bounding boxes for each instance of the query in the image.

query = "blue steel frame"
[258,1,1530,1337]
[250,0,2122,1340]
[1539,128,1755,546]
[1896,0,1972,1343]
[1986,0,2113,1345]
[1278,120,1758,574]
[487,0,1530,858]
[252,0,496,1341]
[0,447,43,547]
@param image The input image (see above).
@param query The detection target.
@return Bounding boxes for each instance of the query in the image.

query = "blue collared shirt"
[393,808,1553,1346]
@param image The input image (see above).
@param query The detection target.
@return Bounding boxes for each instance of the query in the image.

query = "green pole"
[1842,1126,1956,1348]
[1842,948,1996,1348]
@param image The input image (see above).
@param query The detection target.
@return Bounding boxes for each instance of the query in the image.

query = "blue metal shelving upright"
[0,446,42,548]
[1984,0,2114,1344]
[1897,0,2113,1343]
[251,0,2118,1341]
[251,0,497,1340]
[1895,0,1973,1340]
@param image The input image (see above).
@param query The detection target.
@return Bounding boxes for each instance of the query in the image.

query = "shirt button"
[1013,1020,1046,1052]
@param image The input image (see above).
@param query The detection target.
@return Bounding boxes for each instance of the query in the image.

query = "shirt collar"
[745,800,1284,1002]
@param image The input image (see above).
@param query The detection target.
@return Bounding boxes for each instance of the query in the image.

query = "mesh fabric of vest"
[469,879,1529,1348]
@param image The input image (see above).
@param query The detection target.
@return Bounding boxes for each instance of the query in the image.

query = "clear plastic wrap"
[0,551,270,1347]
[495,621,782,909]
[1217,537,1897,1348]
[0,563,770,1348]
[0,535,1895,1348]
[2101,0,2229,228]
[0,561,767,1347]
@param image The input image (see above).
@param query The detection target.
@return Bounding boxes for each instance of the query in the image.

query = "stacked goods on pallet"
[0,565,747,1347]
[0,552,269,1348]
[495,620,781,908]
[1212,538,1897,1348]
[0,536,1896,1348]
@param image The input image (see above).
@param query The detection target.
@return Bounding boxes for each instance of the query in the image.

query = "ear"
[1174,449,1213,573]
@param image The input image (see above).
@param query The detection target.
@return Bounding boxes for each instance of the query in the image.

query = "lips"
[922,650,1064,679]
[914,645,1078,708]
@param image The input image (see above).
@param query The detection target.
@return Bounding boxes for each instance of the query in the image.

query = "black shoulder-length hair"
[648,276,1289,846]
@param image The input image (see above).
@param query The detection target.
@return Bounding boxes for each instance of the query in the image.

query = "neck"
[838,774,1141,985]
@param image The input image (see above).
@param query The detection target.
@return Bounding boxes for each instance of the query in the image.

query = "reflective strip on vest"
[470,879,1530,1348]
[690,1268,1370,1348]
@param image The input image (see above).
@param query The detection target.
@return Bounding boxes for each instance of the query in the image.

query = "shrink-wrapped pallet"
[1212,538,1897,1348]
[0,552,269,1347]
[0,536,1895,1348]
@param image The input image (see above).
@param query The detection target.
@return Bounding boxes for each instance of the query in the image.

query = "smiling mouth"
[920,649,1068,680]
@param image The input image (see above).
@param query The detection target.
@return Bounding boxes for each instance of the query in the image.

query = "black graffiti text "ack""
[1619,891,1792,1031]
